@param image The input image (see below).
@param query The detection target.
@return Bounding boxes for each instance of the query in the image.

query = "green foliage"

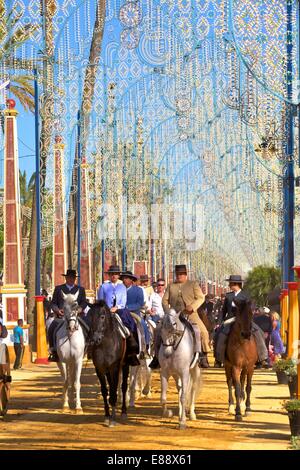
[0,1,37,112]
[273,358,297,376]
[289,436,300,450]
[244,265,281,306]
[283,399,300,412]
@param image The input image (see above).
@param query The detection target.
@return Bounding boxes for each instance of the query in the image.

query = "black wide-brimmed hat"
[62,269,77,277]
[175,264,187,274]
[120,270,138,281]
[105,265,121,274]
[225,275,244,283]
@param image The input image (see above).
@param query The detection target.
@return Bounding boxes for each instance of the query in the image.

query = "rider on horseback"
[97,265,140,366]
[47,269,90,362]
[149,264,211,369]
[120,271,151,361]
[213,275,268,367]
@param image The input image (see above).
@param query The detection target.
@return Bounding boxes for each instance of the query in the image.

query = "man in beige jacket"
[149,264,211,369]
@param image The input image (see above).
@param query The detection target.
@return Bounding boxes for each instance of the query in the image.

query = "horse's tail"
[185,367,203,409]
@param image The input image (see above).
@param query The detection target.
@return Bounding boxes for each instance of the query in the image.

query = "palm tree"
[0,0,37,111]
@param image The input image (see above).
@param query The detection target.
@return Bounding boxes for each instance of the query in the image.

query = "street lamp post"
[283,0,295,284]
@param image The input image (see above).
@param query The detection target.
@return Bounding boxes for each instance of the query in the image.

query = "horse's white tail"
[185,367,202,409]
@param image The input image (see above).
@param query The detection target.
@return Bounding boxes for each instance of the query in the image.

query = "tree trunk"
[26,188,37,349]
[67,0,106,265]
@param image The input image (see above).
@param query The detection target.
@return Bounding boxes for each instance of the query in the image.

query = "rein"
[162,321,186,351]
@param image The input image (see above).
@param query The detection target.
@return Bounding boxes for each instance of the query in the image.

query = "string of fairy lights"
[1,0,300,286]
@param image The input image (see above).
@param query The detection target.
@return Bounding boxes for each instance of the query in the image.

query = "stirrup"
[190,352,199,369]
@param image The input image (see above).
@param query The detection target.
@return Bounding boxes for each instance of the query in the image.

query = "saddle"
[114,313,130,339]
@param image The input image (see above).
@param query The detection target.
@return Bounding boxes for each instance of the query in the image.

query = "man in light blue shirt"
[97,265,139,366]
[97,265,127,312]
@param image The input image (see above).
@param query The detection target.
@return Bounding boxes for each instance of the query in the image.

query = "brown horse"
[225,298,258,421]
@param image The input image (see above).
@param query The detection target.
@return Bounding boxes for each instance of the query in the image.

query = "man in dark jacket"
[214,275,268,367]
[47,269,90,361]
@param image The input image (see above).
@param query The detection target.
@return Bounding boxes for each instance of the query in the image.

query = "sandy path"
[0,360,291,450]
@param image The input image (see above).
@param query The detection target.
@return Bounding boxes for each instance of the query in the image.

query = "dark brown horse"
[225,298,258,421]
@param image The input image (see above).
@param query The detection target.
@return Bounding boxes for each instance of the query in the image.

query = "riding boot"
[149,355,160,369]
[198,352,210,368]
[48,349,59,362]
[125,333,140,366]
[149,328,161,369]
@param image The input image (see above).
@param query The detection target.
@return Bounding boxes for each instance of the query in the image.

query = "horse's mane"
[90,300,117,331]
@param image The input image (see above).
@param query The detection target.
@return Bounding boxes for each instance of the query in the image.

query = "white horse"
[56,291,86,414]
[159,309,202,429]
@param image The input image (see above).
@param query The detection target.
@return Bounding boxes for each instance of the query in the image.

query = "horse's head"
[162,309,180,334]
[89,300,111,346]
[234,298,253,340]
[61,291,81,333]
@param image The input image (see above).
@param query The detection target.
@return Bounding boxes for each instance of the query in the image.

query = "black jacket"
[219,290,250,323]
[50,284,88,314]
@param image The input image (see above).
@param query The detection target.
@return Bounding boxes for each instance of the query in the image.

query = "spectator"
[13,319,24,370]
[270,311,285,364]
[149,278,165,323]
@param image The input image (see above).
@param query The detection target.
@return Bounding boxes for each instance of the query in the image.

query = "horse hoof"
[178,423,187,430]
[142,385,150,395]
[162,409,173,418]
[104,418,110,427]
[235,414,243,422]
[245,409,251,417]
[228,405,235,415]
[75,408,83,415]
[62,407,70,413]
[109,420,117,427]
[189,413,197,421]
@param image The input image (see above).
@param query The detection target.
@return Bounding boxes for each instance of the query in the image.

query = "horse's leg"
[121,363,129,420]
[189,366,200,421]
[232,366,242,421]
[74,357,83,414]
[225,362,234,415]
[178,372,189,430]
[129,365,138,408]
[240,368,247,416]
[96,370,110,426]
[161,371,173,418]
[107,366,120,427]
[245,366,254,416]
[58,362,69,412]
[142,360,152,397]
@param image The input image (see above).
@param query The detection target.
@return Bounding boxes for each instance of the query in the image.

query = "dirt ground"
[0,357,292,450]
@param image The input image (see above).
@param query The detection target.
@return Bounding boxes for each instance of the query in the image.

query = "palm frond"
[9,85,35,113]
[10,75,34,96]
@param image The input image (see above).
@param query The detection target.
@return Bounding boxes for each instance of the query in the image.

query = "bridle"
[65,306,80,336]
[162,313,186,351]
